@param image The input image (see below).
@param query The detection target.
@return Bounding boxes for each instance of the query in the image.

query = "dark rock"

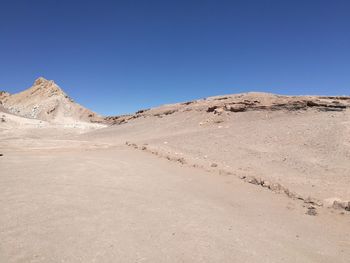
[306,206,317,216]
[304,197,323,207]
[245,176,262,185]
[214,97,229,101]
[135,108,150,114]
[207,106,218,112]
[181,101,193,105]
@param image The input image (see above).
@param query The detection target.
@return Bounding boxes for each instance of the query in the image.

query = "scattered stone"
[213,108,224,115]
[304,197,323,207]
[268,183,283,192]
[0,153,3,156]
[211,163,218,167]
[135,108,150,114]
[177,158,186,165]
[213,119,224,124]
[207,106,218,112]
[163,109,176,115]
[154,109,176,117]
[262,181,271,188]
[332,200,350,211]
[245,176,262,185]
[284,188,297,198]
[226,105,247,112]
[214,96,229,101]
[46,107,56,114]
[306,206,317,216]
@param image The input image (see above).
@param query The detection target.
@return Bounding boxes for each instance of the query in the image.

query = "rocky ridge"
[105,92,350,125]
[0,77,103,124]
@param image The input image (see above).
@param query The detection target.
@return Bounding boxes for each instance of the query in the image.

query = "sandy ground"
[1,92,350,262]
[87,109,350,203]
[1,135,350,263]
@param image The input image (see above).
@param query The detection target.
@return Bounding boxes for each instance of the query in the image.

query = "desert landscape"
[0,77,349,262]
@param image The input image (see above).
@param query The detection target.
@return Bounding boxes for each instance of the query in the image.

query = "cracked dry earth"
[1,92,350,262]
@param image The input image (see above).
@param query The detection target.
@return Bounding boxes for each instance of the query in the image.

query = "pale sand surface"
[87,109,350,202]
[0,136,350,263]
[1,91,350,262]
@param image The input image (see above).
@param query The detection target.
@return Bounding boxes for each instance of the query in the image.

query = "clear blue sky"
[1,0,349,115]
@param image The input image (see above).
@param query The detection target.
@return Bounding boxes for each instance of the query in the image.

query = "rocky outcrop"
[108,92,350,125]
[0,77,103,123]
[210,98,349,114]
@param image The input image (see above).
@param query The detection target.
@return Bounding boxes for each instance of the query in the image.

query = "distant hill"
[104,92,350,125]
[0,77,103,123]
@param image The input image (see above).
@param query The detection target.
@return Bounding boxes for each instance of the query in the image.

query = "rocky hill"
[0,77,103,123]
[105,92,350,125]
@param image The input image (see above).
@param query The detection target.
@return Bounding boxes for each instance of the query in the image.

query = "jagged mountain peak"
[28,77,66,98]
[34,76,52,85]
